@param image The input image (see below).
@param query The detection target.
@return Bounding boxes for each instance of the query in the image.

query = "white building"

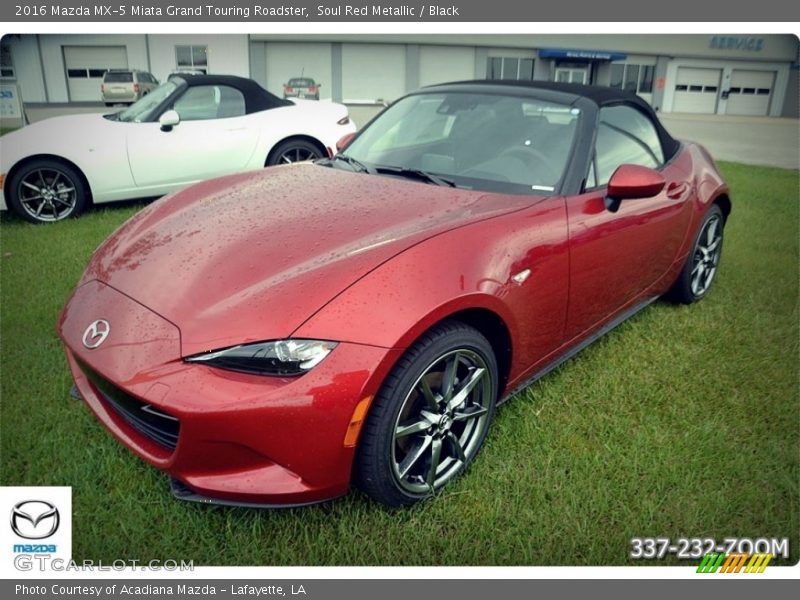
[2,33,797,117]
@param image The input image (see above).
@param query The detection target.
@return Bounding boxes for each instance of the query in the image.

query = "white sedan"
[0,74,356,223]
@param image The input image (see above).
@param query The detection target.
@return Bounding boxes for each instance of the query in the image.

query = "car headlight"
[185,339,337,376]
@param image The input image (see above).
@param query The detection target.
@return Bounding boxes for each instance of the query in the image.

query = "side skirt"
[499,296,659,405]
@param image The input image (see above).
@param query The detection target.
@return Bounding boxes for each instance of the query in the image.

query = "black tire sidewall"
[267,140,324,166]
[7,160,89,224]
[670,204,724,304]
[356,322,499,506]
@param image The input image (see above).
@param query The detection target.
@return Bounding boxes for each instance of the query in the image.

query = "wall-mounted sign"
[538,48,627,61]
[0,83,23,119]
[709,36,764,52]
[0,83,25,128]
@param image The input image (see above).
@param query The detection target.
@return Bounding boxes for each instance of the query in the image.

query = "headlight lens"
[185,339,337,376]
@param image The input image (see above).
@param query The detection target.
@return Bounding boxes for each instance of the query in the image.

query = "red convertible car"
[59,81,730,507]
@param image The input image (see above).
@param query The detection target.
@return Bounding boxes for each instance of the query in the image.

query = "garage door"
[265,42,332,100]
[419,46,476,87]
[64,46,128,101]
[672,67,721,114]
[342,44,405,104]
[726,69,775,116]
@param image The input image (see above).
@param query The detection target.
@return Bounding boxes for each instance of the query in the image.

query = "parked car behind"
[283,77,321,100]
[102,69,159,106]
[1,74,356,223]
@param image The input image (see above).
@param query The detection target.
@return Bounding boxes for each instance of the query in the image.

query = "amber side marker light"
[344,395,373,447]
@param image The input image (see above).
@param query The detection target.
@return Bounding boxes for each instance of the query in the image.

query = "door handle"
[666,181,689,200]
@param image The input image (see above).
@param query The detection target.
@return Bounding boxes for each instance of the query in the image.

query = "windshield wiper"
[373,165,456,188]
[330,154,375,174]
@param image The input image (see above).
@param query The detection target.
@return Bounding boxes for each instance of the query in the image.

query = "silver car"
[101,70,159,106]
[283,77,321,100]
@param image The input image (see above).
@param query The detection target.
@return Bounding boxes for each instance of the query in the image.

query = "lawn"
[1,162,797,566]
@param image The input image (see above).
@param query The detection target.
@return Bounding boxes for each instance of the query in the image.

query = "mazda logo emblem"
[82,319,110,349]
[10,500,60,540]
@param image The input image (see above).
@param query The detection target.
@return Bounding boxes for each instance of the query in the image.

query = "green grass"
[1,162,797,566]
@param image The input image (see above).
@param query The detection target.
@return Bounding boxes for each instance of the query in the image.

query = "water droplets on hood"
[83,163,538,354]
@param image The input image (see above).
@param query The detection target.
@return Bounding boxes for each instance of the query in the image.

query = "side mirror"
[159,109,180,132]
[336,133,356,153]
[605,164,666,212]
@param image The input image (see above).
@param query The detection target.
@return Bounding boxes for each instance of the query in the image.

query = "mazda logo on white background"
[10,500,60,539]
[82,319,110,349]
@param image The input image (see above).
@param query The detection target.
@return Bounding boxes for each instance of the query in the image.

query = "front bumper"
[60,281,400,506]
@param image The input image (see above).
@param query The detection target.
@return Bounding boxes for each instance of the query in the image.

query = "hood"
[81,164,539,356]
[1,113,117,166]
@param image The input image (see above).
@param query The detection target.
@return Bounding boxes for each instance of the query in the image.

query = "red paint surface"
[59,142,728,505]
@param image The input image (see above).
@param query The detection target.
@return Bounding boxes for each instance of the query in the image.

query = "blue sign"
[709,36,764,52]
[538,48,628,61]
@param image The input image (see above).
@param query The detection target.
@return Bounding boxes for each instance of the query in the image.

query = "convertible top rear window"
[104,72,133,83]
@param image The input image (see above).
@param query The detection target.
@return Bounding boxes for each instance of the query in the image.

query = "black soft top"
[176,74,292,113]
[423,80,681,161]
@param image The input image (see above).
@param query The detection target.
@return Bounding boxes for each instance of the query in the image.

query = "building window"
[609,63,655,94]
[1,44,15,79]
[488,57,534,81]
[175,45,208,74]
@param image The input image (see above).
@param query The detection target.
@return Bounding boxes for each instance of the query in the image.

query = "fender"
[672,143,731,263]
[293,196,571,385]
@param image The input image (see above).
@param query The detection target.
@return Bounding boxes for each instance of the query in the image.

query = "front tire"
[355,321,498,507]
[266,139,325,166]
[7,159,89,223]
[666,204,725,304]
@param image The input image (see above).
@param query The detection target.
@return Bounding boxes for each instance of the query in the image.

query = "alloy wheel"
[690,213,723,297]
[278,147,319,164]
[17,168,78,222]
[391,349,493,494]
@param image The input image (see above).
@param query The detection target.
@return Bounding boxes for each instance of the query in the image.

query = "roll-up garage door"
[342,44,405,104]
[64,46,128,101]
[672,67,721,114]
[419,46,476,87]
[726,69,775,116]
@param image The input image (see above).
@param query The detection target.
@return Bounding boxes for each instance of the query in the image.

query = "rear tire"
[355,321,498,507]
[7,159,89,224]
[266,139,325,166]
[666,204,725,304]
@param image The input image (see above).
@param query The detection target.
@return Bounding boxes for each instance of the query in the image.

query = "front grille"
[77,360,180,452]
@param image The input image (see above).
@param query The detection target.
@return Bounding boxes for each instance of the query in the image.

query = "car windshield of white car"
[116,81,179,123]
[339,92,580,195]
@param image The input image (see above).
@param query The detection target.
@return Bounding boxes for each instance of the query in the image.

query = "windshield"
[115,81,179,123]
[340,92,581,194]
[289,78,314,87]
